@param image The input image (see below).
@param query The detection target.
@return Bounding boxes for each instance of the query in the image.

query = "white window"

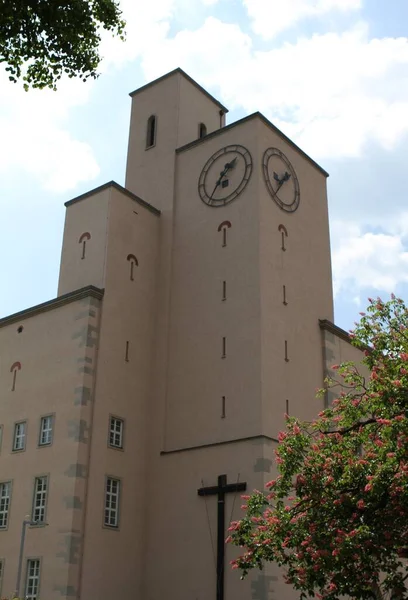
[25,559,40,600]
[0,482,11,529]
[32,477,48,524]
[13,421,26,451]
[39,416,53,446]
[109,417,124,449]
[104,477,120,528]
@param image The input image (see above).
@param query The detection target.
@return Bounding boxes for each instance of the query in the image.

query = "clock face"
[198,145,252,207]
[262,147,300,213]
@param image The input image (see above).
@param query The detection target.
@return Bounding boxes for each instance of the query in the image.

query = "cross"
[198,474,247,600]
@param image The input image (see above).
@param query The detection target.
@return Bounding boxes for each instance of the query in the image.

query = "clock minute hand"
[210,158,238,199]
[274,171,291,193]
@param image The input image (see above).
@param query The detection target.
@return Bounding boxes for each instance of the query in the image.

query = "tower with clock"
[123,69,338,600]
[0,68,363,600]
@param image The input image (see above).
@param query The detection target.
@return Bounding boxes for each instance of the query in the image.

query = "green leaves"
[228,296,408,599]
[0,0,126,90]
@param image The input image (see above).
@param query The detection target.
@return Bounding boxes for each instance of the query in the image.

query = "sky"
[1,0,408,332]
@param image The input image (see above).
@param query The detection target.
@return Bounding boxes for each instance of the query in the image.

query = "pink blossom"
[393,380,402,387]
[357,499,365,509]
[293,424,301,435]
[364,483,372,492]
[265,480,276,489]
[225,536,232,544]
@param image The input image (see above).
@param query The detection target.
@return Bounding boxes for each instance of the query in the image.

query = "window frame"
[38,414,54,447]
[198,122,207,138]
[25,557,41,600]
[103,476,121,530]
[146,114,157,149]
[0,481,12,530]
[12,420,27,452]
[31,475,49,525]
[108,415,124,450]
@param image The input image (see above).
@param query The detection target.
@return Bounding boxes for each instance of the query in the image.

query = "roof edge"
[65,181,161,215]
[0,286,104,328]
[176,112,329,178]
[129,68,229,114]
[319,319,353,345]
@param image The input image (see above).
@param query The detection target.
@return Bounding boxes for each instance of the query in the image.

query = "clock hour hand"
[273,171,291,192]
[210,157,238,199]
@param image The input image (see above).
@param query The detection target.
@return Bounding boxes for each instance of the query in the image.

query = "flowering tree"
[228,296,408,600]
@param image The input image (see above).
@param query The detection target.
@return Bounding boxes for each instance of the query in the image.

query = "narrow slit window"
[146,115,156,148]
[222,281,226,301]
[199,123,207,138]
[284,340,289,362]
[283,285,287,305]
[222,337,226,358]
[221,396,226,419]
[125,341,130,362]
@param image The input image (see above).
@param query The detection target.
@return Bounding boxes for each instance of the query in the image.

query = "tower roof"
[129,68,229,114]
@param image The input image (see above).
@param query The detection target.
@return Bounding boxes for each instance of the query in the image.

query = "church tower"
[0,69,361,600]
[131,69,335,600]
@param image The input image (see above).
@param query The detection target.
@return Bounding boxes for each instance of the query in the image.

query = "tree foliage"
[0,0,125,90]
[228,296,408,600]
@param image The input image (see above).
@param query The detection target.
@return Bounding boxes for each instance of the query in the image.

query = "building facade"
[0,69,363,600]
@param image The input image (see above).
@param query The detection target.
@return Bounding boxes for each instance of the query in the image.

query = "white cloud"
[0,72,99,194]
[135,17,408,161]
[332,220,408,298]
[243,0,362,39]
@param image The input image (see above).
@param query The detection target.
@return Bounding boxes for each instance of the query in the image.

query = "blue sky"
[1,0,408,332]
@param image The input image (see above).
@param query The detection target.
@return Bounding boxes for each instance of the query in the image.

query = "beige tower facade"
[0,69,362,600]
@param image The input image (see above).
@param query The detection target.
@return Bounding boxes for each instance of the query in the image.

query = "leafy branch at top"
[0,0,126,90]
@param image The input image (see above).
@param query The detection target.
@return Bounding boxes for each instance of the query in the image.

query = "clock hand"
[274,171,291,193]
[210,158,238,199]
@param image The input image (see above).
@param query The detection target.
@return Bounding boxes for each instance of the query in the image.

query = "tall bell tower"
[126,69,334,600]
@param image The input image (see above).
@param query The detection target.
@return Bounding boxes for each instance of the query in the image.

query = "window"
[104,477,120,528]
[146,115,156,148]
[25,559,40,600]
[13,421,26,451]
[39,416,53,446]
[109,417,124,449]
[0,482,11,529]
[199,122,207,138]
[32,477,48,524]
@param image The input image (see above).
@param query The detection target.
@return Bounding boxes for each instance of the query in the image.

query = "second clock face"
[198,144,252,207]
[263,147,300,213]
